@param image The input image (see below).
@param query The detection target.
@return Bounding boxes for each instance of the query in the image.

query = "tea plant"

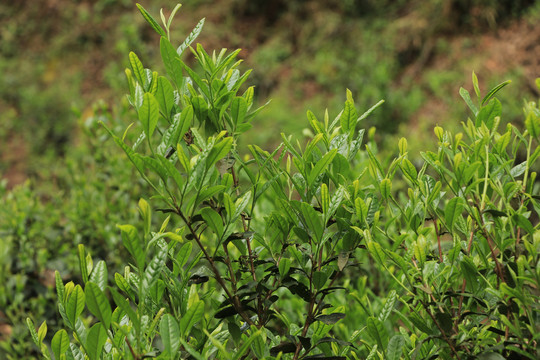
[26,3,540,359]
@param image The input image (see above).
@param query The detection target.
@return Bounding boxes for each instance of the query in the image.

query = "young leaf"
[65,285,85,329]
[231,96,248,126]
[86,323,108,360]
[155,76,175,120]
[51,329,69,359]
[481,80,511,106]
[459,87,478,116]
[476,98,501,128]
[177,18,205,56]
[88,260,108,292]
[387,335,405,360]
[207,137,233,170]
[444,197,464,230]
[118,224,145,271]
[300,202,323,242]
[109,288,140,334]
[379,178,392,200]
[129,51,145,86]
[179,300,204,338]
[308,149,337,185]
[200,207,224,238]
[139,92,160,138]
[160,37,184,88]
[141,240,168,298]
[160,314,180,357]
[525,110,540,140]
[340,100,357,138]
[136,3,167,37]
[85,282,112,330]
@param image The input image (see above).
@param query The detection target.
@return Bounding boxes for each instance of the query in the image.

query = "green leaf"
[472,71,481,99]
[512,214,534,235]
[86,323,108,360]
[138,198,152,237]
[476,98,501,128]
[379,178,392,200]
[136,3,167,37]
[233,330,262,360]
[118,224,145,271]
[232,191,252,222]
[460,257,479,293]
[51,329,69,359]
[129,51,145,86]
[357,99,385,122]
[160,314,180,357]
[387,335,405,360]
[141,240,168,298]
[377,290,397,322]
[65,285,85,328]
[315,312,345,325]
[481,80,511,106]
[355,197,368,224]
[400,158,417,183]
[308,149,337,185]
[337,251,349,271]
[200,207,224,238]
[155,76,175,120]
[279,258,291,278]
[26,318,40,346]
[160,37,184,88]
[177,18,205,56]
[459,87,478,116]
[366,316,388,349]
[139,92,160,138]
[445,197,464,229]
[207,137,233,170]
[171,106,193,147]
[340,100,357,137]
[180,300,204,338]
[525,110,540,140]
[176,242,193,269]
[85,282,112,330]
[320,183,329,219]
[109,288,140,334]
[37,320,47,344]
[88,260,108,292]
[231,96,248,126]
[77,245,88,285]
[300,202,323,242]
[313,271,328,290]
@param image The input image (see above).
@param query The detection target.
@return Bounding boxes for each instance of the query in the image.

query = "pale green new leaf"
[65,285,85,328]
[340,100,357,137]
[231,96,248,126]
[207,137,233,170]
[445,197,464,230]
[86,323,108,360]
[109,288,140,334]
[129,51,145,85]
[481,80,511,106]
[51,329,69,360]
[136,3,166,37]
[459,87,478,116]
[118,224,145,271]
[525,110,540,140]
[232,191,252,222]
[308,149,337,185]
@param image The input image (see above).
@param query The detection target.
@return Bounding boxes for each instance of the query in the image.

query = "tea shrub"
[27,4,539,359]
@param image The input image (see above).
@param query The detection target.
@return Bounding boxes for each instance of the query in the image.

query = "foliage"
[25,4,540,360]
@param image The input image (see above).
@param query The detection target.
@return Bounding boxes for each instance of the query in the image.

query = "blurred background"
[0,0,539,357]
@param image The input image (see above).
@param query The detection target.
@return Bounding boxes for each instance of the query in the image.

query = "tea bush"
[27,4,539,359]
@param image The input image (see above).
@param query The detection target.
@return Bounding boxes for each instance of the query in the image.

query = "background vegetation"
[1,0,539,358]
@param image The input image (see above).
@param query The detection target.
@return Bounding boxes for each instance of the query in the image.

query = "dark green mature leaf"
[233,330,262,360]
[139,92,160,138]
[86,323,108,360]
[270,342,297,355]
[136,3,167,37]
[51,329,69,359]
[207,137,233,170]
[313,271,328,290]
[315,313,345,325]
[85,282,112,330]
[231,96,248,127]
[160,314,180,357]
